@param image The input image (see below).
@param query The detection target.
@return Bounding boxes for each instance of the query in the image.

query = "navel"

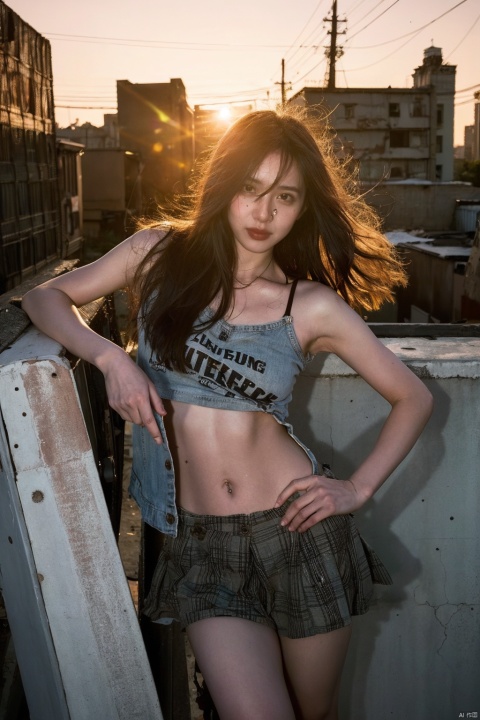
[222,479,234,495]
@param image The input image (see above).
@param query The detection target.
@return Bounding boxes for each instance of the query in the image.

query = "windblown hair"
[132,106,406,372]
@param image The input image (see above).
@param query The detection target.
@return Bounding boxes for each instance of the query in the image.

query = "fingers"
[129,390,165,445]
[276,475,360,533]
[134,383,166,445]
[148,381,167,416]
[104,365,166,445]
[274,475,312,508]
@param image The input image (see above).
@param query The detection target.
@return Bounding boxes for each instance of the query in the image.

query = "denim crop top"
[141,280,311,423]
[130,280,319,535]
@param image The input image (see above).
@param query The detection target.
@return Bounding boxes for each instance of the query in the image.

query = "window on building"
[0,125,12,162]
[344,104,355,119]
[16,182,29,216]
[436,164,443,180]
[390,130,410,148]
[28,182,43,215]
[390,166,404,178]
[389,103,400,118]
[436,135,443,153]
[410,131,427,148]
[411,98,425,117]
[28,77,36,115]
[0,183,16,221]
[437,104,444,127]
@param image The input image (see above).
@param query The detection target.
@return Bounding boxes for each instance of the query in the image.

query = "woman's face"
[227,152,305,259]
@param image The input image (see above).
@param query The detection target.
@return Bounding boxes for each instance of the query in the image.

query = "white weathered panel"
[0,330,162,719]
[0,325,64,367]
[0,410,71,720]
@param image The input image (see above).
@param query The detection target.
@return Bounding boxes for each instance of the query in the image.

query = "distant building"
[194,104,253,158]
[117,78,194,212]
[473,92,480,161]
[56,114,119,149]
[81,148,142,240]
[464,125,475,161]
[393,231,478,323]
[289,46,456,183]
[0,1,61,291]
[412,45,456,180]
[57,139,83,257]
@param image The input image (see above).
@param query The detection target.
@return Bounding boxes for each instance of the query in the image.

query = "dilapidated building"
[290,46,456,183]
[467,91,480,161]
[116,78,194,213]
[0,1,83,293]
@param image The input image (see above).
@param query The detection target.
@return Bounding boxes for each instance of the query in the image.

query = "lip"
[246,228,272,241]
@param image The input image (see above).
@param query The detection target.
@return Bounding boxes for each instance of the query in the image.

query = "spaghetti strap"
[284,278,299,316]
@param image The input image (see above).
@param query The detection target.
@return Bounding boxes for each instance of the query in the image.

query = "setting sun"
[217,106,232,123]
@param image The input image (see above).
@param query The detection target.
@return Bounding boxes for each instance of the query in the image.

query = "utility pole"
[275,58,291,106]
[275,59,286,106]
[324,0,346,90]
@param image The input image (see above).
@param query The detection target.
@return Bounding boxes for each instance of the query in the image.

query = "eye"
[243,183,256,194]
[277,192,295,203]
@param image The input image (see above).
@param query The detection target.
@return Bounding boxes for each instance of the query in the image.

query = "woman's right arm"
[21,229,166,443]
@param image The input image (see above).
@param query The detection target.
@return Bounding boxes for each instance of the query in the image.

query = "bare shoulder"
[294,279,353,351]
[294,278,389,358]
[295,278,338,311]
[294,279,429,406]
[128,226,167,255]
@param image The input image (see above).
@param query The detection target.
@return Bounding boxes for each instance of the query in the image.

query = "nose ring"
[271,208,277,219]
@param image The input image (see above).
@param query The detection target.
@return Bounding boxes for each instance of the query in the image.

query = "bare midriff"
[163,399,313,515]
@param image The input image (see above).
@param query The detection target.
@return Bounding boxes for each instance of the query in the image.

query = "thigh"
[187,617,295,720]
[280,625,352,720]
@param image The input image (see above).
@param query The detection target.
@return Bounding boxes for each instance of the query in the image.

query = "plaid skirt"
[143,497,392,639]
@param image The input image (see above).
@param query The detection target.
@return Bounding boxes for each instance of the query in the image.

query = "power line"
[444,11,480,61]
[291,54,328,89]
[270,2,336,85]
[349,0,470,49]
[44,31,294,51]
[346,0,400,43]
[347,0,377,18]
[283,29,328,79]
[283,0,327,63]
[347,0,394,34]
[454,98,477,106]
[272,16,328,83]
[342,0,470,73]
[456,83,480,94]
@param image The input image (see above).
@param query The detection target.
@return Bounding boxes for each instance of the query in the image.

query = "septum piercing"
[271,208,277,219]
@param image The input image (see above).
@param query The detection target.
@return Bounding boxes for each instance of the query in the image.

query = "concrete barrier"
[289,336,480,719]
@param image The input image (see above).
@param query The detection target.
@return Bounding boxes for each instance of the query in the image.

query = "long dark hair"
[132,107,406,371]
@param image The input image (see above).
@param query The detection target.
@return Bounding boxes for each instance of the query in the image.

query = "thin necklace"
[234,257,273,289]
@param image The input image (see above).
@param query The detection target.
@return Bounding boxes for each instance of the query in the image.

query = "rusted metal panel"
[0,330,162,719]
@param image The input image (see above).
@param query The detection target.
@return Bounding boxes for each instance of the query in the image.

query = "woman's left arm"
[276,288,434,532]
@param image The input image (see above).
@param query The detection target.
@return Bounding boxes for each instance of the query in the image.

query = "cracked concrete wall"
[289,337,480,720]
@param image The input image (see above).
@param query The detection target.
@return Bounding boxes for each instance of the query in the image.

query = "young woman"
[22,108,433,720]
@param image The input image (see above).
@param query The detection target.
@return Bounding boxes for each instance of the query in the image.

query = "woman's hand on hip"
[274,474,365,533]
[100,349,166,444]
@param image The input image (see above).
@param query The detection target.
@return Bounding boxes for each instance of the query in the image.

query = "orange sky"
[7,0,480,145]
